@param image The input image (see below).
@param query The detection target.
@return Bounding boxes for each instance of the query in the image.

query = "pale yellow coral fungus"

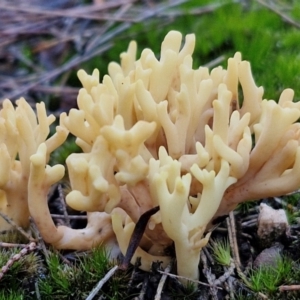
[53,30,300,283]
[2,30,300,285]
[0,99,68,230]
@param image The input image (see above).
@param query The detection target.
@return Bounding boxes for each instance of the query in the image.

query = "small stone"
[257,203,289,247]
[253,243,284,269]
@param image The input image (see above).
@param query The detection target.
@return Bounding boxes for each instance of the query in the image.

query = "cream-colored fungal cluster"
[0,99,68,230]
[2,30,300,284]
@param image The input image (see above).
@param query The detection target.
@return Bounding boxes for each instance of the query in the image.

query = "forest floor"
[1,0,300,299]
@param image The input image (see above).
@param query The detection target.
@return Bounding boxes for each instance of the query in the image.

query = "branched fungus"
[1,30,300,285]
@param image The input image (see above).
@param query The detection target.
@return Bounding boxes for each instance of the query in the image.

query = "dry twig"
[256,0,300,29]
[279,285,300,292]
[57,184,71,227]
[0,211,35,242]
[226,212,252,288]
[154,261,173,300]
[0,242,37,281]
[85,265,119,300]
[157,269,221,289]
[201,251,219,300]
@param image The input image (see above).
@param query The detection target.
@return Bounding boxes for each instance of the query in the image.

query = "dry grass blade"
[256,0,300,29]
[85,265,119,300]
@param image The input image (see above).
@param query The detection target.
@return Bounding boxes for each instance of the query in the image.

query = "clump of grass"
[0,290,24,300]
[236,200,258,214]
[233,291,258,300]
[0,247,42,298]
[0,245,130,299]
[38,246,129,300]
[209,238,232,266]
[247,256,292,295]
[284,208,300,225]
[170,280,200,300]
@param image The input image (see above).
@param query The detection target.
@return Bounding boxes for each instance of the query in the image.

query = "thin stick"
[204,55,226,69]
[157,269,222,289]
[35,281,42,300]
[201,251,218,300]
[226,213,252,287]
[57,184,71,227]
[30,217,50,260]
[51,214,87,220]
[138,275,148,300]
[154,261,173,300]
[0,242,37,281]
[0,211,35,242]
[85,265,119,300]
[213,260,235,286]
[279,285,300,292]
[256,0,300,29]
[0,242,31,248]
[203,246,215,265]
[227,211,241,268]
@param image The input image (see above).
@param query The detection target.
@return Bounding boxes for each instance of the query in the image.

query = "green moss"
[49,136,81,166]
[38,246,129,300]
[0,290,24,300]
[209,238,231,266]
[0,247,41,298]
[236,200,257,214]
[247,256,293,295]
